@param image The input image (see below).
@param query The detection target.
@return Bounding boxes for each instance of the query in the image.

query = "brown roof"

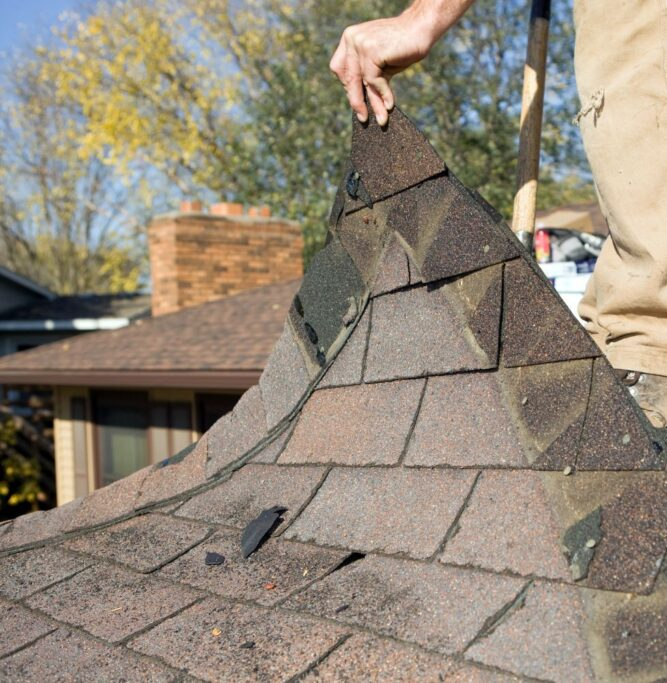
[0,280,299,389]
[535,201,609,236]
[0,106,665,682]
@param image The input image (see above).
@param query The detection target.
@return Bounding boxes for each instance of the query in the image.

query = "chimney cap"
[210,202,244,217]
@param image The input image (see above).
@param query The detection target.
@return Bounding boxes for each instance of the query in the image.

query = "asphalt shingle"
[279,380,424,466]
[130,597,348,682]
[284,467,477,558]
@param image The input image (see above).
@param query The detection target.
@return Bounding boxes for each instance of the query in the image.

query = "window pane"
[170,403,193,454]
[196,394,240,433]
[93,392,148,487]
[149,403,170,465]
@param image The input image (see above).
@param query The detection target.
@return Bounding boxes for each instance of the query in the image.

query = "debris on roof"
[1,105,666,682]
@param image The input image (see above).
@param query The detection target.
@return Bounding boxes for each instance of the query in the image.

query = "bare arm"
[330,0,475,125]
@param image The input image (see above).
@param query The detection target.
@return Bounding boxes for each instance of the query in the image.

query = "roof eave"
[0,368,260,391]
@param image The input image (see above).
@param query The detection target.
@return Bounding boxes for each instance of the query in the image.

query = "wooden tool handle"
[511,0,551,250]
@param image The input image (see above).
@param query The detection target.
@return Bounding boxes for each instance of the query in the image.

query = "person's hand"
[330,1,475,125]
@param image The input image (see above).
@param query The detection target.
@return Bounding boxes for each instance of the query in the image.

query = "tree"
[24,0,593,265]
[0,43,147,294]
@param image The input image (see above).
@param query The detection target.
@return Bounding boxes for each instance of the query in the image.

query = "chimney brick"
[248,206,271,217]
[210,202,244,216]
[148,208,303,316]
[179,199,203,213]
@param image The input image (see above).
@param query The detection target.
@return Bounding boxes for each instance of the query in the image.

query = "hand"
[330,1,475,125]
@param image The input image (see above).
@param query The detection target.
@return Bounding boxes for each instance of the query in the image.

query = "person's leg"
[574,0,667,423]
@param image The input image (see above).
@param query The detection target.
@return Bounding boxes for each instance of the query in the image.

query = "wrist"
[402,0,472,45]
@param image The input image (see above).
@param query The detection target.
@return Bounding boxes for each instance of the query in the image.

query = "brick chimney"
[148,202,303,316]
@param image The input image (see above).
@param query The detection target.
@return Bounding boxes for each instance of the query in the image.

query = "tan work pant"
[574,0,667,375]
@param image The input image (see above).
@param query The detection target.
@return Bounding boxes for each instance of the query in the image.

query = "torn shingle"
[350,107,445,203]
[241,505,288,558]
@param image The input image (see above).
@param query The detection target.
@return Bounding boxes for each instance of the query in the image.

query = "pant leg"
[574,0,667,375]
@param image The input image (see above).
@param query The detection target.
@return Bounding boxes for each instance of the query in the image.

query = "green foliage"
[2,0,594,271]
[0,417,45,518]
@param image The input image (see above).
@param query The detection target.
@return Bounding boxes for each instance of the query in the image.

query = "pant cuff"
[604,346,667,378]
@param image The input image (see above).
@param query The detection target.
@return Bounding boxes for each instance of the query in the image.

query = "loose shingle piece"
[1,103,665,682]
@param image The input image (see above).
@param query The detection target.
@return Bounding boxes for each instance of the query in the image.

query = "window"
[149,402,193,463]
[92,391,149,487]
[196,393,240,433]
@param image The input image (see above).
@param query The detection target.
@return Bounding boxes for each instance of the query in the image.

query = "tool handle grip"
[511,0,551,248]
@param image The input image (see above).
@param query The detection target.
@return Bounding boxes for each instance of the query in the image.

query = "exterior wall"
[148,207,303,316]
[53,386,241,505]
[53,386,93,505]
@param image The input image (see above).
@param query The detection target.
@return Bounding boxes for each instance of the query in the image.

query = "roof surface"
[0,281,299,388]
[0,292,151,322]
[1,108,666,682]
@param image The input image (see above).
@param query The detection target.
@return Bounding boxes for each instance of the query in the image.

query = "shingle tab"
[387,174,517,282]
[502,258,601,367]
[26,564,200,643]
[0,599,55,657]
[364,276,500,383]
[371,233,411,296]
[577,358,664,470]
[286,555,524,655]
[206,385,268,477]
[0,629,178,682]
[64,465,151,531]
[260,323,312,430]
[64,513,211,573]
[250,421,296,463]
[405,374,525,467]
[335,205,390,284]
[440,471,570,579]
[350,107,445,203]
[317,303,370,389]
[504,360,592,469]
[303,633,455,681]
[606,603,667,676]
[137,435,208,507]
[466,582,594,681]
[586,475,667,594]
[291,238,365,363]
[285,467,477,558]
[0,547,92,600]
[177,463,326,528]
[161,529,347,606]
[279,380,424,466]
[130,597,348,682]
[0,496,82,551]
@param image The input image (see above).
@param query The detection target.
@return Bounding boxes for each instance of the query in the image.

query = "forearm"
[401,0,476,47]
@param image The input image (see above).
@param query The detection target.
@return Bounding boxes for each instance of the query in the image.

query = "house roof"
[0,292,152,333]
[535,202,609,236]
[0,280,299,389]
[0,265,54,300]
[1,107,666,682]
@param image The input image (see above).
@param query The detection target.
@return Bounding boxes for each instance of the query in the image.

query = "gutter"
[0,369,261,390]
[0,318,131,332]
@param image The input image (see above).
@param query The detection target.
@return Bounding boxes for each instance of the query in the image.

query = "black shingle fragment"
[204,552,225,566]
[241,506,288,558]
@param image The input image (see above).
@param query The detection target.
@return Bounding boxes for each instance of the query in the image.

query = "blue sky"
[0,0,74,55]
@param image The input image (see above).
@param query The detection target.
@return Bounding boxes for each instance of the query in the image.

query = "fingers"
[330,36,368,123]
[366,83,389,127]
